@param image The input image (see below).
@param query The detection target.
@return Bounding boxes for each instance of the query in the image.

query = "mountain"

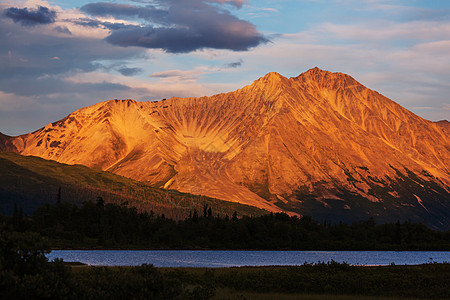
[1,68,449,228]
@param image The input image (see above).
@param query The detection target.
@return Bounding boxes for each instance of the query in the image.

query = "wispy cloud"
[206,0,248,9]
[149,69,206,81]
[224,59,243,68]
[118,67,143,77]
[314,21,450,43]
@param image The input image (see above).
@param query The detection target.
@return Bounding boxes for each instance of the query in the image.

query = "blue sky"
[1,0,449,135]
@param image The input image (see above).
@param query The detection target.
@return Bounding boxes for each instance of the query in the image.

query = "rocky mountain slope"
[2,68,449,228]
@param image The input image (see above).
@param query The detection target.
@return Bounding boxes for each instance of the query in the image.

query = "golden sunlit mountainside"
[2,68,450,228]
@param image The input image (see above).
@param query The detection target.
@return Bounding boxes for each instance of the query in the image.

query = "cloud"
[245,6,279,18]
[80,2,168,24]
[149,69,204,81]
[0,8,146,90]
[1,76,130,97]
[129,0,248,9]
[118,67,142,76]
[315,21,450,43]
[54,25,71,35]
[4,5,56,26]
[347,1,450,22]
[205,0,248,8]
[80,0,268,53]
[72,18,129,30]
[105,25,266,53]
[225,59,243,68]
[72,18,103,28]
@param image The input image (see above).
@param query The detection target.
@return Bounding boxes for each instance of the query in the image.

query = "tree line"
[4,199,450,250]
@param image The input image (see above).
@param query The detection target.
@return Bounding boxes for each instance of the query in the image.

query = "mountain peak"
[262,71,285,80]
[249,72,288,90]
[296,67,360,89]
[305,67,330,74]
[300,67,345,79]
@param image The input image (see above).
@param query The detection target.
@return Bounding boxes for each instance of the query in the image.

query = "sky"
[1,0,449,136]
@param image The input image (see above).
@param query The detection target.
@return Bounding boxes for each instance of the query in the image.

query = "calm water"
[47,250,450,267]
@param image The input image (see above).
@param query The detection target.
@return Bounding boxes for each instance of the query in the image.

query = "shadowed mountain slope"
[0,152,266,218]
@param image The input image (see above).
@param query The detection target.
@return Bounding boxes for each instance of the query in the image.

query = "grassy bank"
[67,263,450,299]
[166,264,450,299]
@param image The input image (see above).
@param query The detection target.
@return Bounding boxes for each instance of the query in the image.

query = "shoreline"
[50,248,450,251]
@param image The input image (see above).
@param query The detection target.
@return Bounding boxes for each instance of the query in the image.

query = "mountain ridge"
[2,68,450,228]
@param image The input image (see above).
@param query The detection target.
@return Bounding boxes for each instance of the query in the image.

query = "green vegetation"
[5,200,450,250]
[0,152,266,219]
[158,263,450,299]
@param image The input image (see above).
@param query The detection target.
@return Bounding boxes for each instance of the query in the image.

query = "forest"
[4,199,450,250]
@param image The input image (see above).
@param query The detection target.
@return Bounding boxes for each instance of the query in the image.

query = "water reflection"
[47,250,450,267]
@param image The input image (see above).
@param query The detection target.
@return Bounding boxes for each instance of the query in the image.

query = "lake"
[47,250,450,267]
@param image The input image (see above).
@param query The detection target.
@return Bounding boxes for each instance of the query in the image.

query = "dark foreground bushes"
[0,228,71,299]
[0,225,185,299]
[71,265,182,299]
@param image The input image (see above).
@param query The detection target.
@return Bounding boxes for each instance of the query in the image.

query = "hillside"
[0,152,266,218]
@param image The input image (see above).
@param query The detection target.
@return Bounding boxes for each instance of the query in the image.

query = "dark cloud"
[80,0,267,53]
[130,0,247,9]
[73,18,129,30]
[72,18,102,28]
[4,6,56,26]
[54,26,72,35]
[205,0,247,9]
[118,67,142,76]
[1,76,130,97]
[103,22,131,30]
[225,59,243,68]
[81,3,169,24]
[105,25,266,53]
